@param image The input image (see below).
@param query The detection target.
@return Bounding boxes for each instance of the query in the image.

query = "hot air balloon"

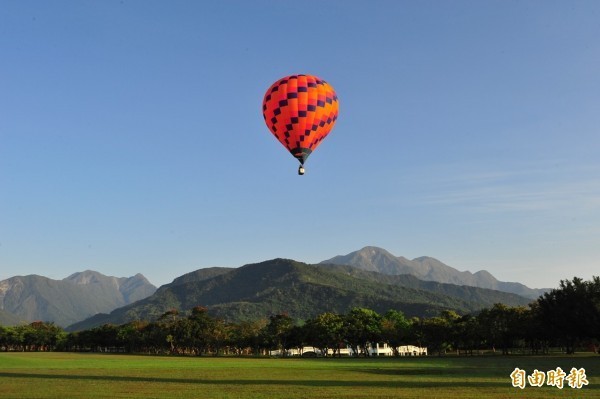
[262,74,339,175]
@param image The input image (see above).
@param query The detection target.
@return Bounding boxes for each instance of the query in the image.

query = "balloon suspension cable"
[298,165,305,176]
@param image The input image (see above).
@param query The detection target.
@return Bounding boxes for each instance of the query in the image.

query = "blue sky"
[1,1,599,289]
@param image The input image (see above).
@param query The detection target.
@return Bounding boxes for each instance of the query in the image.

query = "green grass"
[0,353,598,398]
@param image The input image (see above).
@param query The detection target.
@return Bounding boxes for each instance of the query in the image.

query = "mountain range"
[321,246,548,299]
[67,257,533,331]
[0,271,156,327]
[1,246,548,330]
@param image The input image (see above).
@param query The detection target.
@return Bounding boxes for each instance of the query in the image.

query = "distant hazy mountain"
[68,258,531,331]
[0,271,156,327]
[320,246,548,299]
[64,270,156,304]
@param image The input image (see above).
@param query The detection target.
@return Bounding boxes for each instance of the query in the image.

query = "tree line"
[1,276,598,356]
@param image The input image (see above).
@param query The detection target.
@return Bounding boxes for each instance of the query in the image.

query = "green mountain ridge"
[67,259,532,331]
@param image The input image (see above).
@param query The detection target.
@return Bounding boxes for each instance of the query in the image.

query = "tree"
[380,310,410,356]
[344,308,382,357]
[18,322,65,352]
[117,320,148,352]
[159,309,181,324]
[0,326,7,351]
[142,322,169,354]
[536,276,600,354]
[87,324,120,351]
[207,318,230,356]
[187,306,215,355]
[172,318,195,354]
[477,304,530,354]
[526,302,551,354]
[421,316,452,356]
[263,313,294,356]
[304,312,344,357]
[452,314,485,355]
[229,319,268,356]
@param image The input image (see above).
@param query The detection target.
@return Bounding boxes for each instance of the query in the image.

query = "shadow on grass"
[0,372,507,388]
[354,366,504,379]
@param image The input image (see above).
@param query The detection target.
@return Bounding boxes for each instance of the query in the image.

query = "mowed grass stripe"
[0,353,598,399]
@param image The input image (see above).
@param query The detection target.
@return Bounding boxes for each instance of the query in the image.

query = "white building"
[270,343,427,357]
[366,343,428,357]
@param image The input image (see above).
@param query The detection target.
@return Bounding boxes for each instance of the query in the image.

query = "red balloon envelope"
[262,74,339,172]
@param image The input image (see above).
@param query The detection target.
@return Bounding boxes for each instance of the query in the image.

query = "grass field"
[0,352,598,398]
